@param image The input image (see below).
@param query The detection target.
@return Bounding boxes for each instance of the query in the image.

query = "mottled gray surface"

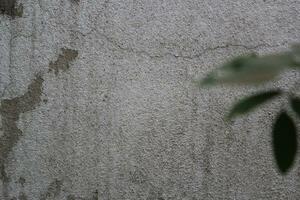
[0,0,299,199]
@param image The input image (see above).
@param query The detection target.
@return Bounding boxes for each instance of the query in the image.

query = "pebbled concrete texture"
[0,0,299,199]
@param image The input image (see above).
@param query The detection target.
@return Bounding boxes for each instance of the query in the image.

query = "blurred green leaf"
[227,90,281,119]
[292,44,300,54]
[196,44,300,175]
[291,97,300,118]
[199,48,298,86]
[272,111,297,174]
[291,44,300,67]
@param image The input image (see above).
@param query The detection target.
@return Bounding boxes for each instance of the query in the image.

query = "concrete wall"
[0,0,299,199]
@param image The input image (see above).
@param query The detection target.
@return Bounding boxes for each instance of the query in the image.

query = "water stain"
[0,47,77,198]
[48,48,78,76]
[0,74,43,199]
[39,179,63,200]
[0,0,23,17]
[0,75,44,172]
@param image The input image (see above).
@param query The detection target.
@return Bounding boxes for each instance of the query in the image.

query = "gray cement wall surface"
[0,0,299,199]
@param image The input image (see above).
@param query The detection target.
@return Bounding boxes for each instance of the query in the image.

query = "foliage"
[197,44,300,174]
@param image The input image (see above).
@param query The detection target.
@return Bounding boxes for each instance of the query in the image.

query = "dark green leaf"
[222,53,258,71]
[227,90,281,119]
[291,97,300,118]
[272,111,297,174]
[291,44,300,67]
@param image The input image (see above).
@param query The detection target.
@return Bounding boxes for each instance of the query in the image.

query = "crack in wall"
[99,30,285,60]
[66,8,287,62]
[63,5,286,62]
[79,26,287,60]
[45,1,287,63]
[48,48,79,76]
[0,74,44,199]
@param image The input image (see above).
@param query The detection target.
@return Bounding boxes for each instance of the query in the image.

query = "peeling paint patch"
[0,75,43,177]
[48,48,78,76]
[0,74,43,198]
[0,0,23,17]
[39,179,63,200]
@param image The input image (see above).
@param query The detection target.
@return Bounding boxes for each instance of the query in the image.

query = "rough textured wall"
[0,0,299,199]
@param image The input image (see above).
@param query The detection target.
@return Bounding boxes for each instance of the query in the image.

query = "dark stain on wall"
[19,176,26,187]
[0,0,23,17]
[18,176,28,200]
[0,74,44,199]
[39,179,63,200]
[90,190,98,200]
[0,46,78,198]
[0,75,44,174]
[48,48,79,76]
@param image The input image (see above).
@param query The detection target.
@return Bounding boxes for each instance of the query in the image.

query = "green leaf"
[291,44,300,67]
[199,50,297,86]
[291,97,300,118]
[227,90,281,119]
[272,111,297,174]
[199,54,259,86]
[222,53,258,71]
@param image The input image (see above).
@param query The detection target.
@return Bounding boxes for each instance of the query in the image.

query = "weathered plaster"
[0,74,43,199]
[0,0,299,199]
